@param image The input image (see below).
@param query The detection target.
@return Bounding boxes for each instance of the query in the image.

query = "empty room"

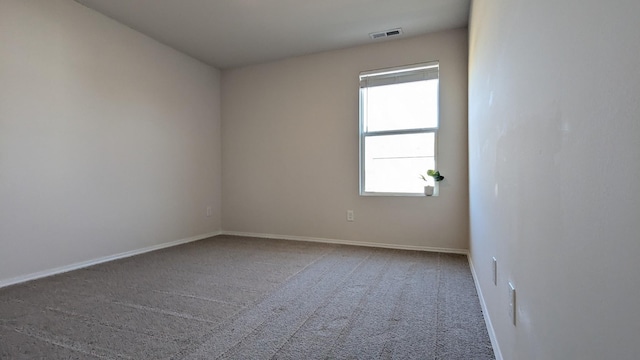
[1,0,639,359]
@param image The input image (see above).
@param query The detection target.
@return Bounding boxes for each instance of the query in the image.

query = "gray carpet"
[0,235,494,359]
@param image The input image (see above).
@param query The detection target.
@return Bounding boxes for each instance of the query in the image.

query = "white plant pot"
[424,185,434,196]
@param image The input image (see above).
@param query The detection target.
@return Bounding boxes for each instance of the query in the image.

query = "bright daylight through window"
[359,62,439,195]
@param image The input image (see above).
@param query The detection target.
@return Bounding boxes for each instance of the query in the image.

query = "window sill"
[359,192,439,197]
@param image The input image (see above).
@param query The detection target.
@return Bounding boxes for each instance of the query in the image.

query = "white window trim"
[358,61,440,196]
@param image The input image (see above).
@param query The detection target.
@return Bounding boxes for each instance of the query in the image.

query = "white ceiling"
[74,0,470,69]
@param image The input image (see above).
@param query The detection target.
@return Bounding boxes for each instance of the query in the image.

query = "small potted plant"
[420,170,444,196]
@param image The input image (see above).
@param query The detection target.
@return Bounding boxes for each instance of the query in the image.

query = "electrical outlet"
[492,257,497,285]
[508,282,516,326]
[346,210,354,222]
[206,206,212,217]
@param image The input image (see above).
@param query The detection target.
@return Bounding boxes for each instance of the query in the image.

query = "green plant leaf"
[425,169,444,181]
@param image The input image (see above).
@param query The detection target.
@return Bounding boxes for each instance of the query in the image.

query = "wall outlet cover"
[346,210,354,222]
[492,257,497,285]
[508,282,516,326]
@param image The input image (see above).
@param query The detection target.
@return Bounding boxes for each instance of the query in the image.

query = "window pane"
[363,79,438,132]
[364,133,436,193]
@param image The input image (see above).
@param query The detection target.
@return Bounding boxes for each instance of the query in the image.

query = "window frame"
[358,61,440,196]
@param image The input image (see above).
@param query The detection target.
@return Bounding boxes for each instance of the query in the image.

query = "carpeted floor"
[0,235,494,359]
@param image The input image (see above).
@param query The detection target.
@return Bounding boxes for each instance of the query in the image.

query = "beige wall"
[469,0,640,359]
[222,29,469,251]
[0,0,222,285]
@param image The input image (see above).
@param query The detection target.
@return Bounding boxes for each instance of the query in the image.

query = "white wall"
[468,1,640,359]
[0,0,222,285]
[222,29,469,251]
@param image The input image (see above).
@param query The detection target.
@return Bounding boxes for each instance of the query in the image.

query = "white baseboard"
[468,255,503,360]
[221,231,469,255]
[0,231,221,289]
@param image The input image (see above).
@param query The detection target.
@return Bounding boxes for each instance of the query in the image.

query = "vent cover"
[369,28,403,40]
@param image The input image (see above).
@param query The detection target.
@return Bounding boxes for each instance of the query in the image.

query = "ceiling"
[74,0,470,69]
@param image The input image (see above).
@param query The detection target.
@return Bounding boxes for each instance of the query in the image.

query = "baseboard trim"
[468,254,503,360]
[0,231,222,289]
[221,231,468,255]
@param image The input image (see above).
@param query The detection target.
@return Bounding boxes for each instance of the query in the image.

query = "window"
[359,62,439,195]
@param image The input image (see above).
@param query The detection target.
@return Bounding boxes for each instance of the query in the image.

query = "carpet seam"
[9,325,128,360]
[322,250,394,359]
[267,253,375,359]
[172,247,334,358]
[112,301,220,324]
[176,246,341,359]
[377,257,420,359]
[434,252,443,360]
[217,251,373,359]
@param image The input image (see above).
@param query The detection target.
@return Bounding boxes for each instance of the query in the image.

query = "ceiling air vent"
[369,28,403,40]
